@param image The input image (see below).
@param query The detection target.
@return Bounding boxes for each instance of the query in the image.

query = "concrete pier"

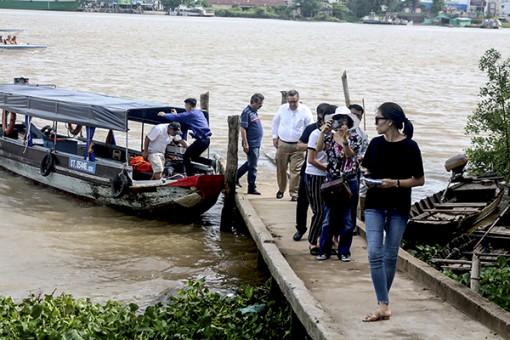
[235,173,510,339]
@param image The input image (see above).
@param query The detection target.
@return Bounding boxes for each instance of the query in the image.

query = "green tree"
[332,2,350,19]
[430,0,445,15]
[465,48,510,181]
[298,0,323,17]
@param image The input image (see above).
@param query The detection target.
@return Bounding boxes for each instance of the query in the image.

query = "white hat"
[324,106,360,130]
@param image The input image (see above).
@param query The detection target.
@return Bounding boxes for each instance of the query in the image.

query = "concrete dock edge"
[235,194,347,340]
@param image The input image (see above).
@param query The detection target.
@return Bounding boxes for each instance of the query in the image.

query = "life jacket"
[129,156,152,172]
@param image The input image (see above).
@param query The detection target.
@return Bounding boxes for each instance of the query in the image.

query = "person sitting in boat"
[0,36,3,44]
[10,36,17,45]
[158,97,212,176]
[143,122,188,180]
[5,35,12,45]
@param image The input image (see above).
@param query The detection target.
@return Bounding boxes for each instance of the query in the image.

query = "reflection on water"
[0,9,509,306]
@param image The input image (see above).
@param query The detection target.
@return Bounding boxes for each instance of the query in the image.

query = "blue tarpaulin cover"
[0,84,183,131]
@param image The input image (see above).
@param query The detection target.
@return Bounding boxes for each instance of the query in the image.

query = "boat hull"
[0,0,80,10]
[0,138,224,219]
[404,180,504,245]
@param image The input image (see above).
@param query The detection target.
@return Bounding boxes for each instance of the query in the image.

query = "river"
[1,9,509,307]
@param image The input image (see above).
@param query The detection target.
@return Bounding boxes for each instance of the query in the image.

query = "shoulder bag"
[320,177,352,208]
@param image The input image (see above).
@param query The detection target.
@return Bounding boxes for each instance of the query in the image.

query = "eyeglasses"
[375,116,388,124]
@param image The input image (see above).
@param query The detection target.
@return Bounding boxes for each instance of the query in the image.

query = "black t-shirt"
[361,136,424,214]
[299,122,319,174]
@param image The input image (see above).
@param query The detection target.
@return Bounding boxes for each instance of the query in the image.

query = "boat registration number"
[69,157,96,174]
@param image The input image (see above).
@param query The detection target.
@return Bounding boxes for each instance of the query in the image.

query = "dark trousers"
[184,138,210,176]
[305,174,326,246]
[295,162,309,233]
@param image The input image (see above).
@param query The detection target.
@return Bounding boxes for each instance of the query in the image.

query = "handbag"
[320,177,352,208]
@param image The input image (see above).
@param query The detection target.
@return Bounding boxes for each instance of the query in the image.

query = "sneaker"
[247,190,261,195]
[276,191,284,199]
[291,196,298,202]
[316,254,328,261]
[340,255,352,262]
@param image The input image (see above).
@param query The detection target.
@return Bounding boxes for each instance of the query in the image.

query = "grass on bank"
[0,278,292,339]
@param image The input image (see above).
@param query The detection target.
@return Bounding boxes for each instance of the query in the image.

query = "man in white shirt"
[271,89,313,201]
[143,122,188,180]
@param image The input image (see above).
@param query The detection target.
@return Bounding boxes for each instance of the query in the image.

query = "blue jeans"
[237,147,259,191]
[364,209,409,304]
[319,178,358,257]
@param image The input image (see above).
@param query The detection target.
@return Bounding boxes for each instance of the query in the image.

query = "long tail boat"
[0,78,224,220]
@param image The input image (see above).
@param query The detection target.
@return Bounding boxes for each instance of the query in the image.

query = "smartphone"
[364,178,383,186]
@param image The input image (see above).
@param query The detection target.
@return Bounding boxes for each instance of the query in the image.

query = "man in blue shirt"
[237,93,264,195]
[158,98,212,176]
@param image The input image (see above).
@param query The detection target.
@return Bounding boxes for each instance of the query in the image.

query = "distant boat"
[362,12,412,25]
[480,18,502,29]
[0,0,80,11]
[170,5,214,17]
[0,29,46,53]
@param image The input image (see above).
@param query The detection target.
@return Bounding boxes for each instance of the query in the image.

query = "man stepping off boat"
[143,122,188,180]
[158,98,212,176]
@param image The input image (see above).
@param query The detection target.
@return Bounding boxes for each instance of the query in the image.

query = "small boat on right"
[404,154,505,246]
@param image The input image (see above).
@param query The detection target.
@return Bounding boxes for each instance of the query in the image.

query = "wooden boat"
[0,78,224,220]
[430,205,510,272]
[404,154,504,246]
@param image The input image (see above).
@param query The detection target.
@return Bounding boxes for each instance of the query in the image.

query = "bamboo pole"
[341,70,351,107]
[220,115,239,231]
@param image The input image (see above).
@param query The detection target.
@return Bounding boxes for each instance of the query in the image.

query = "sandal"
[362,311,391,322]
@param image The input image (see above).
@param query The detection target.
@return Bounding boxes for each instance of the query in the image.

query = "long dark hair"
[378,102,414,139]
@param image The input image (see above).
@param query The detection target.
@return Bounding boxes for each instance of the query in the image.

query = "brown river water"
[1,9,510,307]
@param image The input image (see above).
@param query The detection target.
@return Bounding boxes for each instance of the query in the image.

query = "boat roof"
[0,29,23,36]
[0,84,180,131]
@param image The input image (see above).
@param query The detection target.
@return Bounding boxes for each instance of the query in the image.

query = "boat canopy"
[0,84,179,131]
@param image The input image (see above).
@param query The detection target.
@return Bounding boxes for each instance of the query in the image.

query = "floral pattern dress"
[323,130,363,181]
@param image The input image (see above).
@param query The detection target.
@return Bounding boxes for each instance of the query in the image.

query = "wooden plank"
[434,202,487,208]
[423,208,480,213]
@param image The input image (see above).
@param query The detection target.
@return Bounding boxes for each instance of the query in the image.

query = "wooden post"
[220,115,239,231]
[470,248,481,292]
[200,92,210,158]
[342,70,351,107]
[280,91,288,104]
[200,92,209,114]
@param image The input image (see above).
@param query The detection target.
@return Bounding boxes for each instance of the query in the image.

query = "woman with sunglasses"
[361,102,425,322]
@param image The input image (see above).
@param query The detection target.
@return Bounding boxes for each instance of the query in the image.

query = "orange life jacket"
[129,156,152,172]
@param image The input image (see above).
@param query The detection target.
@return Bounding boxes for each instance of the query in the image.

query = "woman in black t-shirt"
[361,102,425,322]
